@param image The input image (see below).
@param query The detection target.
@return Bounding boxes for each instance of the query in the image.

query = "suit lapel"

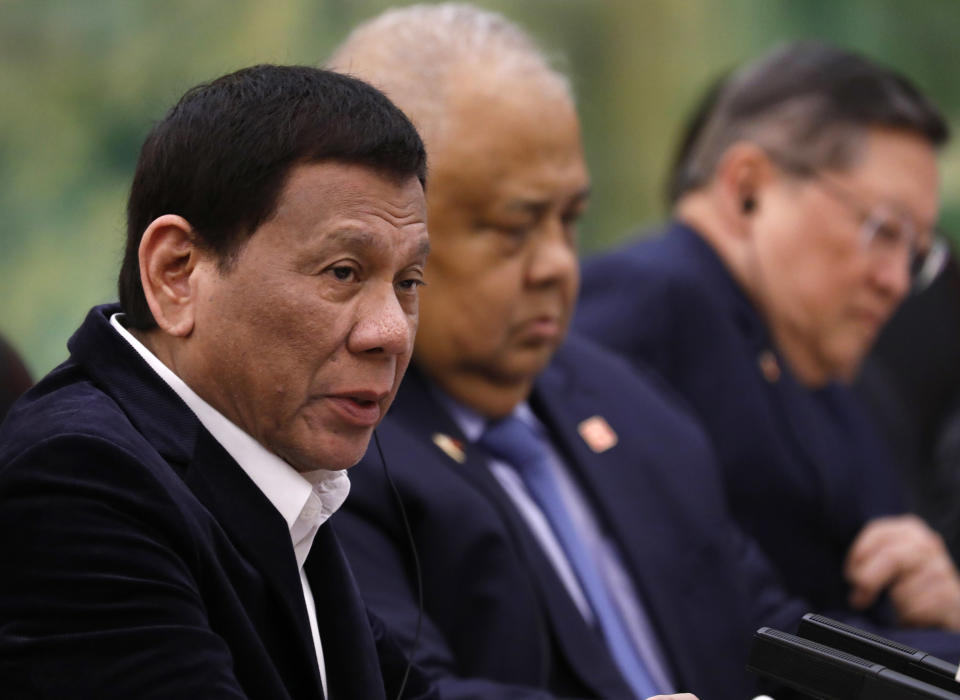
[391,370,635,698]
[305,526,386,700]
[185,432,325,700]
[675,227,838,514]
[71,305,325,700]
[531,360,689,688]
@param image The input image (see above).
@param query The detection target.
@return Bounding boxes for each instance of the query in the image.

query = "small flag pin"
[578,415,618,453]
[432,432,466,463]
[758,349,781,383]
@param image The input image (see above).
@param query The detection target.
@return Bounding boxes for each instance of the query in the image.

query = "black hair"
[119,64,427,329]
[668,41,949,205]
[665,72,730,206]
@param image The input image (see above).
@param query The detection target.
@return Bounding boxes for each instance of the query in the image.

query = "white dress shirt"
[111,313,349,697]
[439,392,676,693]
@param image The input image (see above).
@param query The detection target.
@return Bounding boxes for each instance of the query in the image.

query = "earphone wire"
[375,429,424,700]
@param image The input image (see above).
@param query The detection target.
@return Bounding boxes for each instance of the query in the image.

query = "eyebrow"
[414,237,431,259]
[324,229,387,251]
[504,186,592,217]
[316,228,430,263]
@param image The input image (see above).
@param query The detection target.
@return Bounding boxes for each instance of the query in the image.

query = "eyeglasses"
[808,174,948,293]
[771,155,949,293]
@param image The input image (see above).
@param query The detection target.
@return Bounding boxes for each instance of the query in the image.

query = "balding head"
[329,2,588,418]
[327,2,572,148]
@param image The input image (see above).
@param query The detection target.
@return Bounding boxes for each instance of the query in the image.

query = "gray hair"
[669,41,948,203]
[327,3,572,146]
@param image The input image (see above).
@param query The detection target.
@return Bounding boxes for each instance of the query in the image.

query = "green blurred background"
[3,0,959,377]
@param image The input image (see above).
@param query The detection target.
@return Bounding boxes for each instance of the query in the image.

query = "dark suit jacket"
[855,252,960,564]
[576,221,960,658]
[0,304,434,700]
[334,335,812,700]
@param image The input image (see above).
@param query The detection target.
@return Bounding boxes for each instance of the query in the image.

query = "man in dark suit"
[855,248,960,564]
[576,43,960,639]
[326,9,960,699]
[0,65,436,699]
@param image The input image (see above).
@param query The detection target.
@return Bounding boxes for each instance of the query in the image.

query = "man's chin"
[827,347,871,385]
[495,344,559,384]
[279,436,373,473]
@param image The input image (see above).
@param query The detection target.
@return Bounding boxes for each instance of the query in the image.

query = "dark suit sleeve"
[0,434,249,699]
[671,425,960,682]
[334,480,579,700]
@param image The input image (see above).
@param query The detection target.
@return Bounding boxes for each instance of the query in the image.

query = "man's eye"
[397,278,425,292]
[328,265,357,282]
[872,221,905,247]
[482,221,529,239]
[561,212,582,239]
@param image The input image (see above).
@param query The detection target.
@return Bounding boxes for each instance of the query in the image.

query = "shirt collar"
[432,385,540,443]
[109,313,349,567]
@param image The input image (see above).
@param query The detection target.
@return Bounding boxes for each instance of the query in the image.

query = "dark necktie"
[480,415,661,699]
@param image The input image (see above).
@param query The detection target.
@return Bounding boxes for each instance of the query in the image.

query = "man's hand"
[646,695,698,700]
[845,514,960,629]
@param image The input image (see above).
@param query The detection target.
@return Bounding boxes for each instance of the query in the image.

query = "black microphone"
[748,627,960,699]
[798,613,959,693]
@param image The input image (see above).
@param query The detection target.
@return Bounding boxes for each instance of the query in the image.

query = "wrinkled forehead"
[272,162,425,216]
[243,162,429,263]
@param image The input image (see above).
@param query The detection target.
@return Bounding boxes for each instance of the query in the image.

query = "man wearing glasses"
[576,42,960,636]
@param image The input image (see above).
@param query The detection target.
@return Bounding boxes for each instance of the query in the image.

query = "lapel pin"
[432,432,466,463]
[578,415,618,453]
[758,349,781,383]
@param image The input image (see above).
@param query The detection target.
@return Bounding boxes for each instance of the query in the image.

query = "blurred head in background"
[669,42,948,386]
[329,3,590,418]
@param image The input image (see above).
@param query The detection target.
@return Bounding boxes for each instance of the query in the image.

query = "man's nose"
[870,246,912,303]
[526,218,577,286]
[348,285,414,356]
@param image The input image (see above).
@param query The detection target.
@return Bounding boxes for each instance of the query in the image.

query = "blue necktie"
[480,415,661,699]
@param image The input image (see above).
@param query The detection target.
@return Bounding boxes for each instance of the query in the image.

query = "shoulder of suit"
[580,235,719,324]
[0,363,132,463]
[544,334,702,426]
[581,231,668,282]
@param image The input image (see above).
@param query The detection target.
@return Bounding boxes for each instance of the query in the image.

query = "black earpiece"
[742,196,756,214]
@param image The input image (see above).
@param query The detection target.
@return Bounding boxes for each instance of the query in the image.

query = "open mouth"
[326,392,386,427]
[347,395,377,409]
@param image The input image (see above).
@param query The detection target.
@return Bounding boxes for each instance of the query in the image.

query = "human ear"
[137,214,203,337]
[714,142,775,234]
